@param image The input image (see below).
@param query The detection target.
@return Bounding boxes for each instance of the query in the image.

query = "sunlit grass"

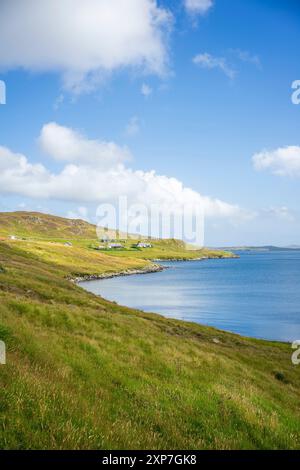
[0,212,298,449]
[0,239,299,449]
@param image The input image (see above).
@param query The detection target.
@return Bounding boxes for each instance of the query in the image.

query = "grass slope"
[0,211,97,240]
[0,237,299,449]
[0,211,234,262]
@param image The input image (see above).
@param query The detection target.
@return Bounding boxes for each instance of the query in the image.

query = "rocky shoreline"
[72,253,239,283]
[71,263,165,283]
[151,254,239,262]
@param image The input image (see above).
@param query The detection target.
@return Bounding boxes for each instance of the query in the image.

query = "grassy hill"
[0,211,98,239]
[0,211,234,263]
[0,210,128,245]
[0,212,299,449]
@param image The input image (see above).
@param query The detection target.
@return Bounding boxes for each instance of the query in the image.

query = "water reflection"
[79,251,300,342]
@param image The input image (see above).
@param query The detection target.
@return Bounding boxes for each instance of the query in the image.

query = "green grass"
[0,211,98,240]
[0,211,234,261]
[0,213,299,449]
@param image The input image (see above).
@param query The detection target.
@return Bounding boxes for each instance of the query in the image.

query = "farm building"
[136,242,152,248]
[108,243,124,249]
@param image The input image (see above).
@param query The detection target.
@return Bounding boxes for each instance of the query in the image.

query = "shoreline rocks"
[151,254,239,262]
[71,263,164,283]
[71,253,239,283]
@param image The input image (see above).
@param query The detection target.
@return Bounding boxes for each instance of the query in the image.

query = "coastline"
[72,263,165,283]
[73,252,239,283]
[75,252,290,344]
[151,254,239,262]
[0,240,298,450]
[73,253,238,283]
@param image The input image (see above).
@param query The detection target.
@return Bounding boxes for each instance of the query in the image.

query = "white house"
[109,243,123,249]
[137,242,152,248]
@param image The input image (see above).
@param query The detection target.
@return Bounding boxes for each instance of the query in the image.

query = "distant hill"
[0,211,234,260]
[0,211,123,240]
[217,245,300,252]
[0,211,186,246]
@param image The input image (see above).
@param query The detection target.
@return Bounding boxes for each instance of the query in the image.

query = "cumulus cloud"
[0,123,242,229]
[0,146,52,199]
[193,53,236,79]
[184,0,213,15]
[252,146,300,177]
[39,122,131,168]
[0,0,172,93]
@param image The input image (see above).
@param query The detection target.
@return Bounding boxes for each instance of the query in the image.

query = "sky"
[0,0,300,246]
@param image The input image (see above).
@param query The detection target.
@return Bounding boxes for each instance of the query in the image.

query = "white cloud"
[261,206,295,222]
[252,146,300,177]
[193,53,236,79]
[39,122,131,169]
[125,116,140,137]
[141,83,153,97]
[0,123,242,227]
[0,146,52,199]
[231,49,261,69]
[184,0,213,15]
[0,0,172,93]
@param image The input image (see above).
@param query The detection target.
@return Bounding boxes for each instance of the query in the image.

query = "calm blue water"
[79,251,300,342]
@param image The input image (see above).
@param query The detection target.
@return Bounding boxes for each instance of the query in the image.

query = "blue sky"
[0,0,299,246]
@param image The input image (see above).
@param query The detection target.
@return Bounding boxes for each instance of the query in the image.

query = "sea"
[79,250,300,342]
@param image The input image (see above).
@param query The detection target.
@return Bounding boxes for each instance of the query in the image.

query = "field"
[0,212,299,449]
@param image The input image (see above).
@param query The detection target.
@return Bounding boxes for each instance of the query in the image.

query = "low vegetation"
[0,212,299,449]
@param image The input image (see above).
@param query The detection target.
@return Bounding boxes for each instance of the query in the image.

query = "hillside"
[0,211,234,262]
[0,213,299,449]
[0,211,102,240]
[0,241,299,449]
